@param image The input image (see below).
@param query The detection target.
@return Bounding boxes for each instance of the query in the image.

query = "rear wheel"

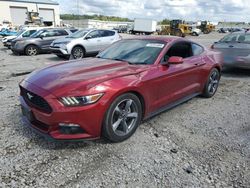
[102,93,142,142]
[175,30,182,37]
[25,45,39,56]
[71,46,85,59]
[202,68,220,98]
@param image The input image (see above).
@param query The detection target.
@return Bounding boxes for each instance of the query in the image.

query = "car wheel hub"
[28,47,37,55]
[111,99,138,136]
[73,48,83,59]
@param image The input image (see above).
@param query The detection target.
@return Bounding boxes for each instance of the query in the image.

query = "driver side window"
[166,42,193,59]
[87,30,100,39]
[161,42,193,63]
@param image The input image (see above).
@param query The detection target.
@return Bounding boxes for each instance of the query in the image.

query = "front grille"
[20,87,52,114]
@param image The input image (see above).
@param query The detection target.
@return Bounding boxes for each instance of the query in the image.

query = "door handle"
[229,45,234,48]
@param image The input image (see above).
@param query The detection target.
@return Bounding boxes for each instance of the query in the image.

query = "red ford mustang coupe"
[19,37,223,142]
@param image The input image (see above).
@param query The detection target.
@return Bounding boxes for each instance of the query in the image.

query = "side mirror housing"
[168,56,183,64]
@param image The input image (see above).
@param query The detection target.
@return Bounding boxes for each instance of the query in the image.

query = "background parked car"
[191,27,202,36]
[217,28,229,33]
[212,31,250,69]
[11,28,75,56]
[2,27,42,49]
[0,28,17,36]
[50,29,121,59]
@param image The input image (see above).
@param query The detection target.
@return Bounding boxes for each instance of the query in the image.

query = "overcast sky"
[57,0,250,22]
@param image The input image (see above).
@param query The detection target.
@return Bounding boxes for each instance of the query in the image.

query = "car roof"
[229,31,250,34]
[124,36,187,43]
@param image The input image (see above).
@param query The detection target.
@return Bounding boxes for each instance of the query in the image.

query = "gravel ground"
[0,33,249,188]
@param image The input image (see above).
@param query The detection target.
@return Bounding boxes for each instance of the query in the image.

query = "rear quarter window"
[237,34,250,43]
[100,30,115,37]
[56,29,69,36]
[192,43,204,56]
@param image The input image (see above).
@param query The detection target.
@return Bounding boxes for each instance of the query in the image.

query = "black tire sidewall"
[102,93,142,142]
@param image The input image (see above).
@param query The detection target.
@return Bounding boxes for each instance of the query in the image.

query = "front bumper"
[50,46,69,55]
[11,43,25,53]
[19,82,105,141]
[3,41,11,47]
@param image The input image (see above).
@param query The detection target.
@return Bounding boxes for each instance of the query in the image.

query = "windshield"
[97,39,166,65]
[219,33,239,42]
[66,29,89,38]
[16,29,25,36]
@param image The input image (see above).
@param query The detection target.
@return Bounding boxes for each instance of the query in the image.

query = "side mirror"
[168,56,183,64]
[85,36,92,40]
[39,35,44,39]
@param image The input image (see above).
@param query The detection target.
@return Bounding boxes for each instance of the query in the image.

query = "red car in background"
[19,37,223,142]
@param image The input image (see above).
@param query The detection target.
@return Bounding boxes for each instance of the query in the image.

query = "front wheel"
[25,45,39,56]
[71,46,85,59]
[102,93,142,142]
[202,68,220,98]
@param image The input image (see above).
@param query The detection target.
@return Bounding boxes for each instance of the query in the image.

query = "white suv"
[50,29,121,59]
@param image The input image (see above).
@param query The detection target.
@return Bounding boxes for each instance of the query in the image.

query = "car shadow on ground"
[222,68,250,78]
[45,56,64,62]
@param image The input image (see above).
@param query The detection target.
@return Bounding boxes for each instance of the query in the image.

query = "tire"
[204,29,209,34]
[71,46,85,59]
[202,68,220,98]
[102,93,142,142]
[25,45,39,56]
[175,30,182,37]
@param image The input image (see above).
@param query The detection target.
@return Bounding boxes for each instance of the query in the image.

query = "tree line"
[60,14,172,24]
[60,14,133,22]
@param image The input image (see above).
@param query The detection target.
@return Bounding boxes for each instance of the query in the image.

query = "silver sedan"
[212,31,250,69]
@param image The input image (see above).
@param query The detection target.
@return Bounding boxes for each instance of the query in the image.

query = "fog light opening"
[59,123,85,134]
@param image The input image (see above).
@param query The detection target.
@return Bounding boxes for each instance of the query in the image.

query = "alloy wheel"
[27,46,37,56]
[72,47,84,59]
[208,70,219,95]
[111,99,139,136]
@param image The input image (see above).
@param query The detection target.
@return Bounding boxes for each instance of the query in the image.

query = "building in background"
[0,0,60,26]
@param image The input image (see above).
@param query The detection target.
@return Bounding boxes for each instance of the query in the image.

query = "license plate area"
[21,105,34,122]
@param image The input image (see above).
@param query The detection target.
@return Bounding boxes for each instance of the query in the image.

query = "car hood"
[24,58,149,96]
[3,36,16,41]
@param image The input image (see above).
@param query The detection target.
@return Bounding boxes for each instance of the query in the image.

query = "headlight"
[60,93,104,106]
[58,43,67,49]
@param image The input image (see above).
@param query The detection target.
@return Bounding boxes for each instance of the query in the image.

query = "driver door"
[84,30,103,53]
[152,42,205,111]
